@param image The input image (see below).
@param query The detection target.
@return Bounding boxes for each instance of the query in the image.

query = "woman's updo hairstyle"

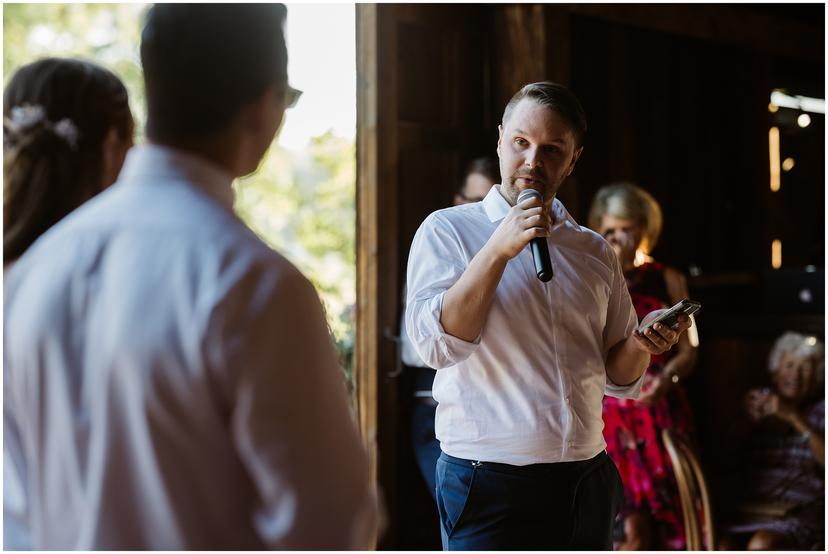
[4,57,133,264]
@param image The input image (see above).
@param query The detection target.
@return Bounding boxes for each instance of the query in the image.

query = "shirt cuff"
[417,292,480,368]
[604,370,645,399]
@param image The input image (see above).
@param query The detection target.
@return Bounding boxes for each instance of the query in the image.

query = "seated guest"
[727,332,824,550]
[3,57,134,550]
[588,183,699,550]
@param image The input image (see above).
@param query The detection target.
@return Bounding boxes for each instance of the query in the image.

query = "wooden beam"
[355,4,380,548]
[545,6,571,85]
[493,4,548,112]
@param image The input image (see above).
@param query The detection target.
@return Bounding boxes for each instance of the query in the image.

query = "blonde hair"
[768,332,824,385]
[587,182,663,254]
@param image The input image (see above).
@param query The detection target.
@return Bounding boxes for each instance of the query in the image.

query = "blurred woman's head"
[768,332,824,402]
[4,57,134,264]
[588,182,663,269]
[455,158,498,205]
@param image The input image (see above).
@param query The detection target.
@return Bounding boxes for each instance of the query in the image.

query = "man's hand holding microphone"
[486,189,553,271]
[439,188,552,342]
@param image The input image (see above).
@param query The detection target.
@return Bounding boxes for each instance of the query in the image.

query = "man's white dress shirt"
[405,185,642,466]
[4,145,377,549]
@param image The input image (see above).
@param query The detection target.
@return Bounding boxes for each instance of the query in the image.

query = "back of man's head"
[141,4,288,142]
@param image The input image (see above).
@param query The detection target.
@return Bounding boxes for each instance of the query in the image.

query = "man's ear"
[566,146,584,177]
[243,84,283,133]
[496,124,504,157]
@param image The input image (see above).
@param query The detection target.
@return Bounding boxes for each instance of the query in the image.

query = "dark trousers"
[410,400,441,500]
[435,450,624,550]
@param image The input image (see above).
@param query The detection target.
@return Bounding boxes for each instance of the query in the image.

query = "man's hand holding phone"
[631,299,699,356]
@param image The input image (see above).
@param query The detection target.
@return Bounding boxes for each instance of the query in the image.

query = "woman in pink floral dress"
[588,183,699,550]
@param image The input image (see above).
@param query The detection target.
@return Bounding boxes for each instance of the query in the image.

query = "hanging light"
[770,91,825,114]
[769,127,780,192]
[771,239,782,269]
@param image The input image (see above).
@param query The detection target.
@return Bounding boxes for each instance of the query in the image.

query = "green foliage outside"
[236,134,356,377]
[4,4,357,381]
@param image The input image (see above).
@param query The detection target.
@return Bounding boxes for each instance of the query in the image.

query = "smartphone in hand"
[638,299,701,334]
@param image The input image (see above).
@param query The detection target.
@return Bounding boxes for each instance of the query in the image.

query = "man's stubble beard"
[502,172,561,208]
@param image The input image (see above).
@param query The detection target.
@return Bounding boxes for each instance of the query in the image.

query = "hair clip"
[5,104,46,134]
[5,104,81,150]
[53,119,80,150]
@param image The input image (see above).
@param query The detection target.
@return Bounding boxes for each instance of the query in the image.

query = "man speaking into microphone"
[405,82,691,550]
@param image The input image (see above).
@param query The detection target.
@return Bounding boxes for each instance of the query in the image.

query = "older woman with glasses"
[727,332,824,550]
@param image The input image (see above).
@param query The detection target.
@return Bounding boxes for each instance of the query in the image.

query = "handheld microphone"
[517,188,553,282]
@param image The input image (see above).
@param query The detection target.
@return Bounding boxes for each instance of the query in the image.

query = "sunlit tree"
[4,4,357,379]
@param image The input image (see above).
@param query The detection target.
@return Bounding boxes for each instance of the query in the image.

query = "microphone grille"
[517,188,542,204]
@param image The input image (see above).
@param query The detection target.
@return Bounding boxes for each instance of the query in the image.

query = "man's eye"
[543,146,559,155]
[514,138,528,146]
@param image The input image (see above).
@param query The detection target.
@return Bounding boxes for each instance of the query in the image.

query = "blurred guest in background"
[588,182,699,550]
[4,57,134,267]
[402,157,498,501]
[3,57,134,550]
[4,5,376,549]
[726,332,824,550]
[452,157,499,205]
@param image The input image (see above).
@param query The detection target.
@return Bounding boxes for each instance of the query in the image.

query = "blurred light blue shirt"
[4,144,376,550]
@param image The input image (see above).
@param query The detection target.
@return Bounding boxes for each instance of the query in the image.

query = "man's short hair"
[141,4,288,141]
[502,82,587,147]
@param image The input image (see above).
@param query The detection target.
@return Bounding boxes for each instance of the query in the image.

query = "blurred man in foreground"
[4,5,377,549]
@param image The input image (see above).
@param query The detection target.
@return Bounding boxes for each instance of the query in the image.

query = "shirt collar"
[118,144,236,209]
[483,185,573,228]
[482,185,511,222]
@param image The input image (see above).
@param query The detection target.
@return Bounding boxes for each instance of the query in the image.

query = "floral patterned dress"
[603,261,696,550]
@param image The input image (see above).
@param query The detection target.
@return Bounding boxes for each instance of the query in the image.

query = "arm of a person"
[662,266,698,380]
[602,249,652,393]
[405,215,483,369]
[606,335,652,386]
[787,411,824,466]
[406,198,548,368]
[211,261,378,549]
[662,332,697,380]
[3,408,32,550]
[439,241,507,342]
[603,254,692,390]
[606,316,691,388]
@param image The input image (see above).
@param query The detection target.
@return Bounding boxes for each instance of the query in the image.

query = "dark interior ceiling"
[730,3,825,24]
